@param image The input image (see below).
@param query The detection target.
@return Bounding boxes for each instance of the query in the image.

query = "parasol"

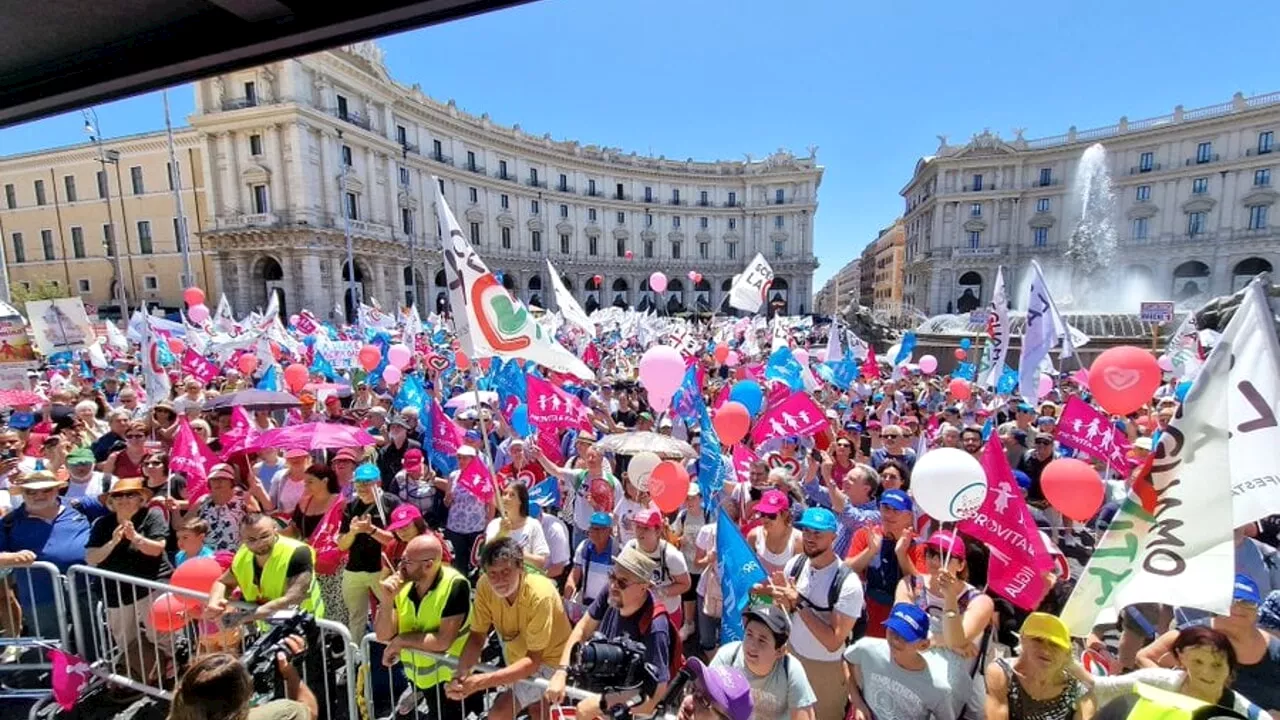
[596,431,696,460]
[444,391,499,409]
[202,390,300,412]
[252,422,375,452]
[0,389,44,407]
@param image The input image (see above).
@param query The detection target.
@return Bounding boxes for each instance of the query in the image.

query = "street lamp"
[337,129,356,322]
[83,108,130,320]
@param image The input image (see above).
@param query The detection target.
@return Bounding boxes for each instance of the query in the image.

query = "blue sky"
[2,0,1276,292]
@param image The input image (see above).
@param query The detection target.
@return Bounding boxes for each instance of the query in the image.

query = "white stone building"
[901,91,1280,315]
[194,42,822,320]
[813,257,860,316]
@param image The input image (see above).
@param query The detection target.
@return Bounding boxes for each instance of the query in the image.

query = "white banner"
[729,253,774,314]
[27,298,96,354]
[1019,260,1058,402]
[317,339,362,369]
[1220,280,1280,526]
[547,259,595,337]
[984,266,1010,388]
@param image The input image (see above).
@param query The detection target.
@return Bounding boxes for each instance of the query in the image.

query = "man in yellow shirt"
[446,536,571,720]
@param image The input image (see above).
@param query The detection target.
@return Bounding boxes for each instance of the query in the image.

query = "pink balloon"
[1089,345,1162,416]
[919,354,938,374]
[725,350,741,367]
[649,272,668,294]
[187,304,210,324]
[382,365,402,385]
[638,345,684,403]
[1037,373,1054,399]
[387,343,412,370]
[289,314,300,326]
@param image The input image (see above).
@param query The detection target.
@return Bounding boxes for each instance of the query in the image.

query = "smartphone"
[859,435,872,457]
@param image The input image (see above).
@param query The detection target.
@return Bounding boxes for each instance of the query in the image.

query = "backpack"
[787,555,854,613]
[579,538,614,601]
[638,593,684,681]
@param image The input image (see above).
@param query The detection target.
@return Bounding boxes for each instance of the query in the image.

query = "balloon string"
[940,520,955,570]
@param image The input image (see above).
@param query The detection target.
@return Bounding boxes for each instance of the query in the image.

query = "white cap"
[458,445,479,457]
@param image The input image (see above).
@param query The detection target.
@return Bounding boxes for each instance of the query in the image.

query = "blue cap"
[353,463,381,483]
[884,603,929,643]
[1235,574,1262,605]
[1036,416,1056,426]
[795,507,838,534]
[589,511,612,528]
[1016,403,1034,413]
[879,489,913,512]
[783,435,800,445]
[465,429,483,442]
[1013,470,1032,491]
[7,412,34,430]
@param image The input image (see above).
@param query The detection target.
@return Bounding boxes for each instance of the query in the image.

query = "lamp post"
[162,91,193,290]
[83,109,129,320]
[338,130,356,322]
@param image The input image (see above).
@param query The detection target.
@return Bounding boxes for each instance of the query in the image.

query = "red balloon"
[237,353,258,375]
[954,348,967,361]
[358,345,381,372]
[1088,346,1162,416]
[625,251,634,259]
[183,287,206,307]
[948,378,972,400]
[455,351,471,371]
[713,402,751,446]
[713,343,730,363]
[150,592,191,632]
[592,274,603,285]
[171,557,223,604]
[283,363,309,392]
[1041,458,1104,522]
[167,338,185,355]
[649,461,691,514]
[478,357,491,372]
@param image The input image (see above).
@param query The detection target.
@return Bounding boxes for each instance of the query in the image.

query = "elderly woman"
[987,612,1094,720]
[188,464,260,553]
[73,400,108,447]
[102,421,150,479]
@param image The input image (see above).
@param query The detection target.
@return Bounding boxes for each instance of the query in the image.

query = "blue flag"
[257,364,281,391]
[491,359,528,405]
[824,348,861,391]
[981,416,994,442]
[156,342,176,368]
[394,373,427,413]
[528,478,561,511]
[696,402,724,509]
[894,331,917,366]
[671,364,702,421]
[995,365,1019,395]
[718,509,767,644]
[310,350,337,382]
[765,347,804,391]
[955,361,976,381]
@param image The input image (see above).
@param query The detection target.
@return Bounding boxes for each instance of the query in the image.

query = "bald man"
[374,535,478,719]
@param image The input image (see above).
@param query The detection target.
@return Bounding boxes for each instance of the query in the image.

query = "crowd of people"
[0,297,1273,720]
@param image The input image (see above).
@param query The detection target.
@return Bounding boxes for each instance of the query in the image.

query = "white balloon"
[911,448,988,522]
[627,451,662,490]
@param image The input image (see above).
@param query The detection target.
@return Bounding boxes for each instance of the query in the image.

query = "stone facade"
[813,256,860,315]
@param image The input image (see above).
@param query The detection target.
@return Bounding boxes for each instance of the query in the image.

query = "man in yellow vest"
[204,513,325,625]
[1095,683,1247,720]
[373,534,478,720]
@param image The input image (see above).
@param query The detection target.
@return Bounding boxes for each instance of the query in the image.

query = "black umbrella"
[202,389,301,412]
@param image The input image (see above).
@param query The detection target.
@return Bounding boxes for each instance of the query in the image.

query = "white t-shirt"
[613,496,654,547]
[694,524,717,596]
[541,514,571,571]
[623,538,689,614]
[273,473,307,515]
[573,538,617,603]
[783,553,866,662]
[64,472,106,501]
[484,516,550,561]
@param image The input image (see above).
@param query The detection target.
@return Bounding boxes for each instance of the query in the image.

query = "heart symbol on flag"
[1102,367,1140,392]
[426,354,450,373]
[766,454,802,478]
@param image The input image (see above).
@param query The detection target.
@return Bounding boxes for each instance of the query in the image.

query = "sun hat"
[353,464,381,483]
[614,545,658,581]
[17,471,65,492]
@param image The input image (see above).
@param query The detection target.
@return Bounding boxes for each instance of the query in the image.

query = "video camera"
[568,634,659,720]
[241,610,320,704]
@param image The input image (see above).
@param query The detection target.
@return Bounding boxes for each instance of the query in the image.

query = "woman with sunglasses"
[746,489,803,578]
[101,421,151,480]
[287,464,348,628]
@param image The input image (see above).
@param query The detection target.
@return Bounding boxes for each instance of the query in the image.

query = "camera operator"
[204,514,325,625]
[167,635,318,720]
[545,546,674,718]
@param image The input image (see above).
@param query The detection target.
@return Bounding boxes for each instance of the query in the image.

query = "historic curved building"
[192,42,822,320]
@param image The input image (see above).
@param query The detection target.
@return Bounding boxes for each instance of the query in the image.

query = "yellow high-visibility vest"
[393,566,472,689]
[230,536,324,618]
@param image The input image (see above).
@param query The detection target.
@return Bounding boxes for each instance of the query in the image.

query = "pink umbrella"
[252,422,375,452]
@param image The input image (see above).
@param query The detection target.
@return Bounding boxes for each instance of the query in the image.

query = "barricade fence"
[3,564,675,720]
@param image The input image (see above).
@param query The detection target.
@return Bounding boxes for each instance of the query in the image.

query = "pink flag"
[583,343,600,370]
[429,399,464,457]
[863,346,880,379]
[536,429,564,465]
[180,349,218,384]
[51,648,91,710]
[957,439,1054,610]
[712,383,730,412]
[218,407,258,460]
[526,375,590,430]
[294,311,319,335]
[170,416,217,502]
[765,380,790,408]
[732,444,758,484]
[1055,396,1132,475]
[457,458,495,503]
[743,364,764,380]
[750,392,827,445]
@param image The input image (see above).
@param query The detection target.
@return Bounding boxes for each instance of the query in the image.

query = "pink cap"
[926,531,966,556]
[753,489,790,516]
[387,504,423,532]
[634,508,664,528]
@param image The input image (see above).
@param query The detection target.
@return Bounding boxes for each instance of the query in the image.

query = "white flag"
[824,320,843,363]
[547,259,595,337]
[262,287,279,325]
[139,308,171,406]
[434,180,594,380]
[1019,260,1060,402]
[402,304,424,341]
[983,267,1010,388]
[103,317,129,353]
[729,253,774,314]
[214,294,236,333]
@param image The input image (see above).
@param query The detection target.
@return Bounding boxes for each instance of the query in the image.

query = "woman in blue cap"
[338,462,401,641]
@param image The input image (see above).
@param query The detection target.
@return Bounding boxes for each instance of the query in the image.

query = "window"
[469,187,478,204]
[432,139,443,161]
[402,208,414,235]
[102,224,115,256]
[588,208,597,222]
[699,241,709,259]
[616,238,626,257]
[1196,142,1213,164]
[726,241,737,260]
[672,241,682,259]
[1039,168,1052,186]
[1033,227,1049,246]
[166,162,178,191]
[1260,131,1275,155]
[396,125,408,146]
[588,236,598,256]
[341,145,353,167]
[616,211,625,225]
[77,279,91,294]
[173,218,186,252]
[530,168,539,185]
[41,230,54,260]
[244,81,257,107]
[728,218,737,231]
[1255,169,1271,187]
[10,234,23,263]
[3,184,14,209]
[143,276,159,291]
[345,192,358,220]
[252,184,269,213]
[137,221,153,254]
[467,151,477,171]
[531,231,542,252]
[437,178,444,193]
[728,191,737,207]
[130,166,144,194]
[672,189,680,204]
[71,226,85,258]
[773,240,785,258]
[970,202,982,217]
[531,200,540,215]
[249,134,263,156]
[1249,205,1269,230]
[616,183,624,200]
[558,174,568,191]
[64,175,77,202]
[399,167,410,186]
[501,226,512,249]
[774,215,784,229]
[775,189,785,204]
[559,234,570,254]
[700,191,708,206]
[500,194,509,210]
[559,204,568,218]
[673,216,681,228]
[34,180,46,206]
[644,186,653,203]
[1035,198,1050,213]
[1136,185,1151,201]
[499,160,508,179]
[587,179,596,196]
[645,213,653,227]
[967,231,981,248]
[644,240,654,258]
[1139,152,1154,172]
[469,222,481,244]
[971,174,983,191]
[700,217,709,229]
[1192,177,1208,195]
[1187,211,1206,236]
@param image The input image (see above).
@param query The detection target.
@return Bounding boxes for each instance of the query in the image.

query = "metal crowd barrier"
[0,562,71,700]
[65,565,360,720]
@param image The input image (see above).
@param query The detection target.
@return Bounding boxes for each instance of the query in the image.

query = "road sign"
[1139,301,1175,324]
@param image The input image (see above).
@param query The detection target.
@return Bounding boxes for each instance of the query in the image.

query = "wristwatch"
[943,609,960,619]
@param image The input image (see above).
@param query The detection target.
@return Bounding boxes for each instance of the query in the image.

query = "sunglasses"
[143,460,165,467]
[1035,439,1054,446]
[112,491,144,500]
[757,512,779,521]
[608,571,639,590]
[883,434,902,439]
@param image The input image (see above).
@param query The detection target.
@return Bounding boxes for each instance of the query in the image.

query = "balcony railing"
[1245,147,1274,157]
[774,198,787,205]
[669,199,685,206]
[557,185,575,193]
[334,109,372,131]
[221,98,261,111]
[962,183,989,192]
[399,142,420,155]
[586,190,601,197]
[615,193,631,201]
[1129,163,1162,174]
[643,197,656,204]
[528,179,547,188]
[1187,154,1221,166]
[697,200,711,207]
[431,153,453,166]
[466,164,486,175]
[723,200,739,208]
[496,172,516,182]
[1029,178,1059,188]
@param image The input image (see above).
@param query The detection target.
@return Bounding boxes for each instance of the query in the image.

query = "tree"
[11,280,72,314]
